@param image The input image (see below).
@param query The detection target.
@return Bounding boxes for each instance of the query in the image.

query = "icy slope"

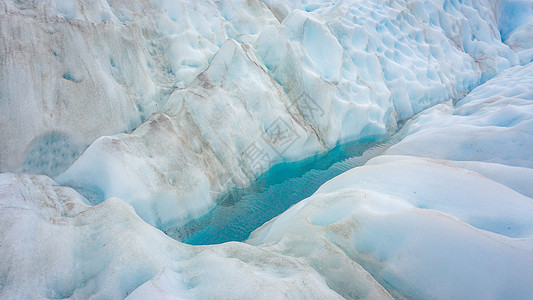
[51,0,527,230]
[248,62,533,299]
[0,172,386,299]
[0,0,278,174]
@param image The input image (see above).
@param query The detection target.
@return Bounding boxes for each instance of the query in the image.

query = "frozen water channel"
[170,135,399,245]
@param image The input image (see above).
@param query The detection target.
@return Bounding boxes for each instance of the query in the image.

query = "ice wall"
[57,39,325,229]
[0,0,278,174]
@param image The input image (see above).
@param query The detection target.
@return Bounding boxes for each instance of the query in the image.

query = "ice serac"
[249,62,533,299]
[55,0,526,229]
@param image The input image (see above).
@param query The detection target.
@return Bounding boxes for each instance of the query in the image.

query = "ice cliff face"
[1,0,533,299]
[2,0,525,229]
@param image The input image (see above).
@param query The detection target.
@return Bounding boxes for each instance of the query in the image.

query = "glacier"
[1,0,533,299]
[19,0,523,230]
[249,61,533,299]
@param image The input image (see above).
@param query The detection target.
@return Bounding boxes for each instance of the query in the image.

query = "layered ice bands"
[8,0,525,230]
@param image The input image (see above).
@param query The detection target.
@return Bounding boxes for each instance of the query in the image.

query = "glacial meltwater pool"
[170,135,398,245]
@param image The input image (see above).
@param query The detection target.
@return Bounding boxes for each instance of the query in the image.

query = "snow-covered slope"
[20,0,527,230]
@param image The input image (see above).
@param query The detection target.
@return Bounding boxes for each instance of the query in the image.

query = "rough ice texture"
[1,0,533,298]
[0,0,277,173]
[17,0,528,230]
[496,0,533,64]
[2,53,533,300]
[249,62,533,300]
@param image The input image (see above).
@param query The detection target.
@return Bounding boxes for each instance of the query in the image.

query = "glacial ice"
[173,137,393,245]
[0,0,278,173]
[249,61,533,299]
[48,0,526,230]
[0,173,347,299]
[1,0,533,299]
